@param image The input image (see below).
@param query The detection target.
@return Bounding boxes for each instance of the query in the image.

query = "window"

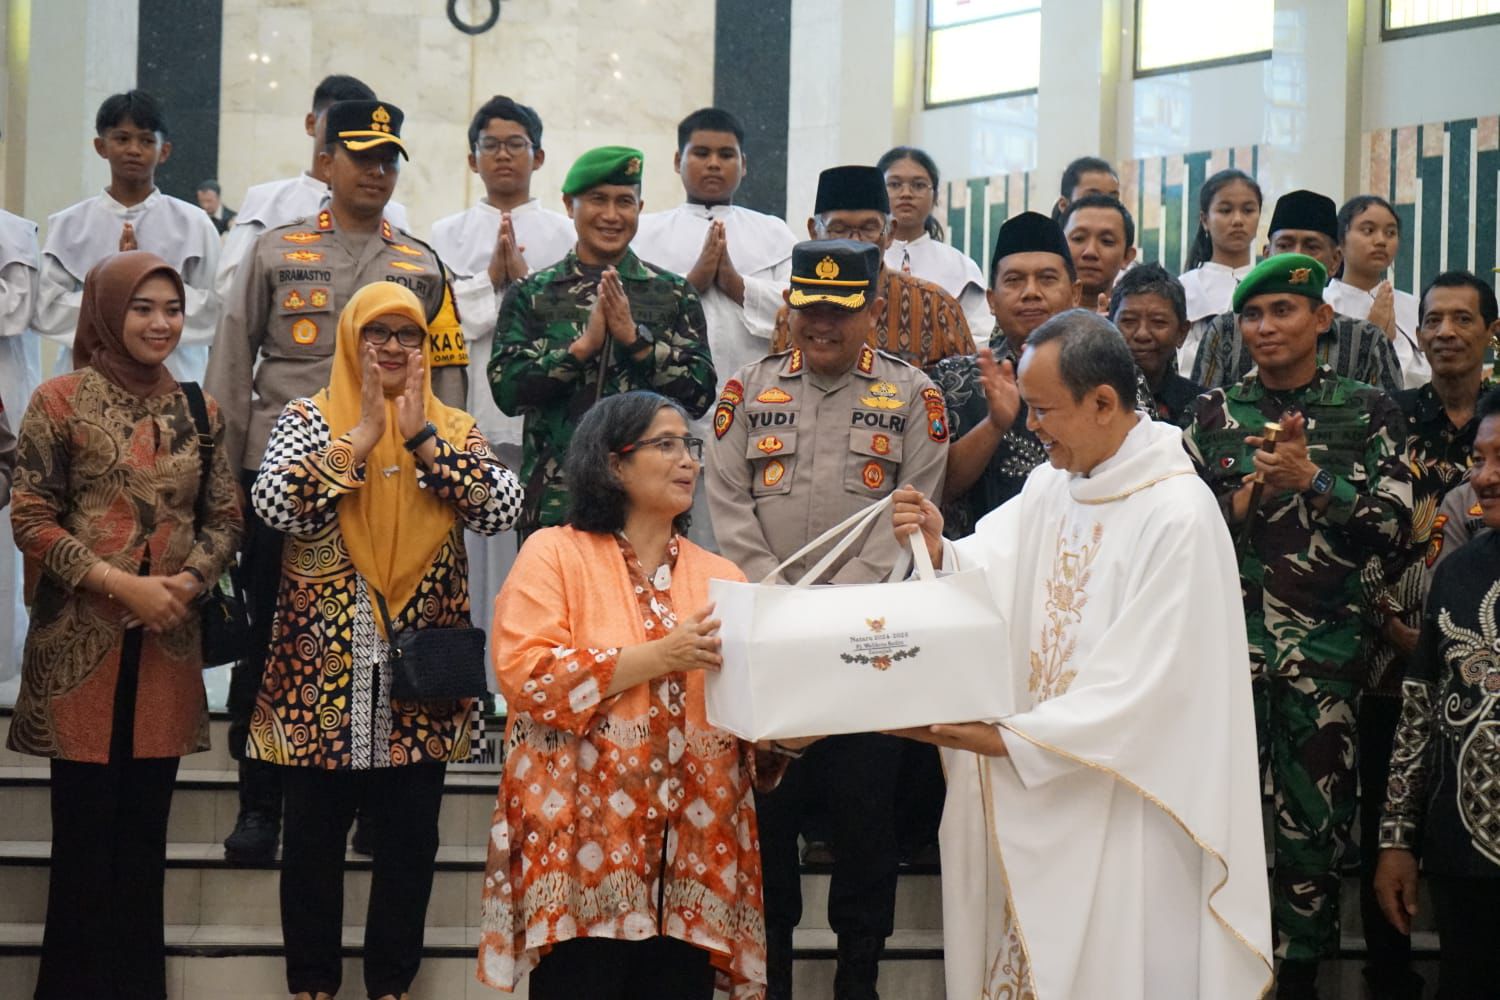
[925,0,1041,108]
[1135,0,1274,77]
[1383,0,1500,38]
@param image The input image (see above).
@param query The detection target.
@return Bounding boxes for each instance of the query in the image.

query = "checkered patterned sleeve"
[251,398,365,538]
[415,425,524,537]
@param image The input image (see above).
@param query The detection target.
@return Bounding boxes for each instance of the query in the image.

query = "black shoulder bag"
[372,588,489,702]
[180,381,252,666]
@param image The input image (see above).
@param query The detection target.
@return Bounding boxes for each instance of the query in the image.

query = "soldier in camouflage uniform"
[1184,253,1412,999]
[489,146,715,535]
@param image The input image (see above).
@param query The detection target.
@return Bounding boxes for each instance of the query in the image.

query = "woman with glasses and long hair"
[877,146,994,339]
[478,390,805,999]
[248,281,522,1000]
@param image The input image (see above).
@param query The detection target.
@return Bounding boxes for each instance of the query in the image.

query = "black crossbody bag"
[372,588,488,702]
[180,381,252,667]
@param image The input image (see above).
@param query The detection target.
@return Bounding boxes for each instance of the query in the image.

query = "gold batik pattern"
[1029,521,1104,702]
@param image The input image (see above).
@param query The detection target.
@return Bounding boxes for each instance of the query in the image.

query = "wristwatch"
[403,421,438,452]
[631,323,656,350]
[1304,467,1335,499]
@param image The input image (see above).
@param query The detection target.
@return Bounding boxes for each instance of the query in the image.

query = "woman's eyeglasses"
[618,435,704,462]
[360,323,426,349]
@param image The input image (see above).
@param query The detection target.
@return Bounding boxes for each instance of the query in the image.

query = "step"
[0,840,944,933]
[0,925,948,1000]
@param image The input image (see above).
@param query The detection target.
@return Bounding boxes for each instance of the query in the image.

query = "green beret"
[562,145,644,196]
[1232,253,1328,313]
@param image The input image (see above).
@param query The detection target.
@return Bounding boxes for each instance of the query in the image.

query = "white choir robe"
[885,233,993,340]
[1325,278,1430,389]
[35,190,220,383]
[430,198,575,650]
[1178,261,1252,375]
[633,202,797,547]
[937,417,1272,1000]
[215,172,411,303]
[0,210,42,682]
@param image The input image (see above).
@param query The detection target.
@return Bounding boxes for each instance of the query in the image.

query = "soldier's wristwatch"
[1304,467,1335,499]
[631,323,656,349]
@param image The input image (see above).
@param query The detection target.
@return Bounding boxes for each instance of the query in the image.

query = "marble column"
[715,0,791,217]
[1035,0,1123,196]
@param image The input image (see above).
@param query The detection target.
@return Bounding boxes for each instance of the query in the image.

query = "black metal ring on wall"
[447,0,501,35]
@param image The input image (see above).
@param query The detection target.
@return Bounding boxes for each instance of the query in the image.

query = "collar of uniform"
[475,198,541,218]
[99,187,161,214]
[1231,364,1342,404]
[552,247,650,284]
[683,202,733,221]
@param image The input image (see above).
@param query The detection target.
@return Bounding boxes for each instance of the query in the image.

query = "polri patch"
[871,433,891,456]
[282,231,322,244]
[283,250,324,263]
[1425,514,1448,568]
[389,260,425,272]
[282,289,306,310]
[757,435,784,455]
[713,401,735,439]
[290,318,318,345]
[756,386,793,404]
[862,460,885,490]
[390,243,425,257]
[309,288,330,308]
[762,459,786,488]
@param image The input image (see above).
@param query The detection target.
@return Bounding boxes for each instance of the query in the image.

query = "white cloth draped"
[36,190,220,382]
[1178,262,1253,375]
[938,417,1272,1000]
[885,233,992,339]
[0,210,41,683]
[1325,278,1430,389]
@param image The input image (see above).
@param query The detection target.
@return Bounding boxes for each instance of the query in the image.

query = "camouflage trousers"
[1253,674,1360,961]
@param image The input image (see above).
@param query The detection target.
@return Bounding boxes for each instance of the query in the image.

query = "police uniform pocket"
[845,431,901,497]
[747,429,796,498]
[272,286,336,358]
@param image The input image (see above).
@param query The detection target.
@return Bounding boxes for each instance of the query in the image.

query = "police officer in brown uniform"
[204,99,469,865]
[706,240,947,1000]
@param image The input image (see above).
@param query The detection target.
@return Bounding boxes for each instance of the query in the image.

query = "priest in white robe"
[0,209,41,683]
[430,95,574,645]
[632,108,797,547]
[891,309,1272,999]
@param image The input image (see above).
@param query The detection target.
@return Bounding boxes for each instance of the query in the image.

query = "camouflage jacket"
[489,248,715,533]
[1190,309,1403,396]
[1184,367,1413,682]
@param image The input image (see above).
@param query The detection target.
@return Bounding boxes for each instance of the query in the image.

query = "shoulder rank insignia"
[290,318,318,345]
[787,349,804,375]
[857,344,876,375]
[390,242,424,257]
[316,209,333,231]
[757,435,784,455]
[381,219,395,241]
[283,250,324,263]
[862,460,885,490]
[756,386,793,404]
[871,433,891,456]
[282,231,322,244]
[860,381,902,410]
[389,260,425,272]
[309,288,329,308]
[282,290,306,310]
[762,459,786,488]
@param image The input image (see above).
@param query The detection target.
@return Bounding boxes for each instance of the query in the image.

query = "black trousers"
[279,762,447,999]
[1430,876,1500,999]
[1358,693,1412,974]
[35,625,181,1000]
[528,935,717,1000]
[755,733,902,938]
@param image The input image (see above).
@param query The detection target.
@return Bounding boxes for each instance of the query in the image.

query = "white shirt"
[1177,261,1254,375]
[0,210,36,683]
[1324,278,1430,389]
[35,189,220,383]
[216,172,410,303]
[633,202,797,387]
[429,198,576,446]
[885,233,992,340]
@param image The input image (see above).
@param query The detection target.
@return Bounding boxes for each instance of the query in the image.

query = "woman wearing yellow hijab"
[247,281,522,1000]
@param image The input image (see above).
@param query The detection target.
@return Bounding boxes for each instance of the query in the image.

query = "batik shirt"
[489,249,715,534]
[1190,310,1403,395]
[1380,531,1500,876]
[1184,367,1412,682]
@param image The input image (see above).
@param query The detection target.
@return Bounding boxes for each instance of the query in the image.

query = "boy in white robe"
[891,309,1272,999]
[36,90,219,382]
[0,209,40,681]
[214,74,409,304]
[430,95,574,642]
[632,108,797,547]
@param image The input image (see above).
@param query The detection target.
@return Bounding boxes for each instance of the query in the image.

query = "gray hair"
[1024,309,1139,407]
[1107,261,1187,326]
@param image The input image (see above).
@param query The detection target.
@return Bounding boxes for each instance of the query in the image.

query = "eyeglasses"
[476,136,533,157]
[360,323,426,349]
[820,220,889,241]
[618,434,704,462]
[885,179,933,194]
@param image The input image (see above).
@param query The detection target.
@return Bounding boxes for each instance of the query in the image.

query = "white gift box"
[706,495,1013,741]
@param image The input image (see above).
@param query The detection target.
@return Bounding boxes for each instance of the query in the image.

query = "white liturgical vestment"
[1177,261,1253,375]
[884,233,993,340]
[36,190,220,382]
[938,417,1272,1000]
[430,198,574,646]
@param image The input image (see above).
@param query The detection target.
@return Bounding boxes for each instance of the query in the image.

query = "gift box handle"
[762,494,895,587]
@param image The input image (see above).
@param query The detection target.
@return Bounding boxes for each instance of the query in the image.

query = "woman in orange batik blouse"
[478,390,809,999]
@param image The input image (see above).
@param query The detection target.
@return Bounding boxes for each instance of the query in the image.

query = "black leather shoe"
[1275,959,1319,1000]
[223,809,279,866]
[350,815,375,857]
[765,922,794,1000]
